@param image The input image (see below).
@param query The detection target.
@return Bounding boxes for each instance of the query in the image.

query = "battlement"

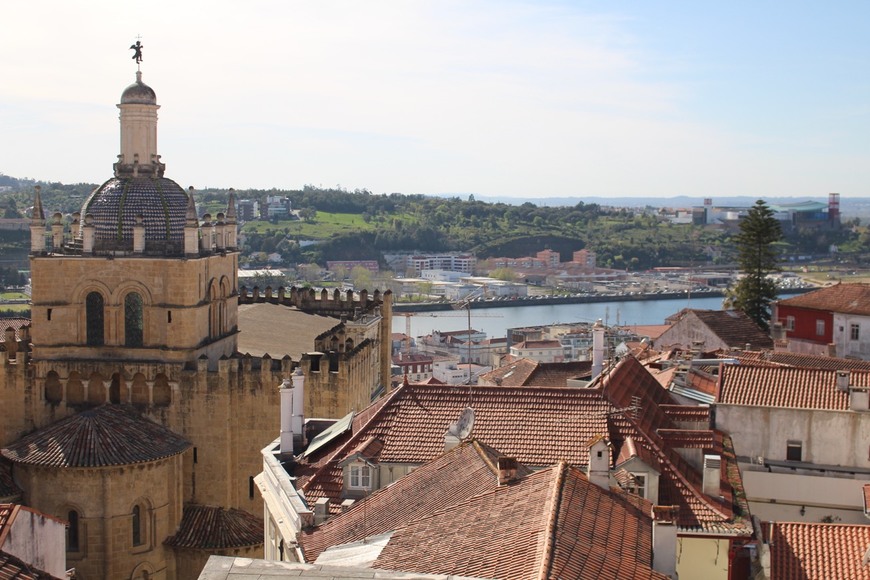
[239,286,392,319]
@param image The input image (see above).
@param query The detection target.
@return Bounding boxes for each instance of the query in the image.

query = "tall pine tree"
[725,200,783,330]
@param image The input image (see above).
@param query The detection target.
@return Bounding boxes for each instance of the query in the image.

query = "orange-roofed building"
[259,355,753,579]
[716,364,870,525]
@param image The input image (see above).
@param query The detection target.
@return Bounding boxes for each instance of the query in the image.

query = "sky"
[2,1,869,199]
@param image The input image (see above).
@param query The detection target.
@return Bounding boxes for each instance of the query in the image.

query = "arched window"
[86,292,104,346]
[45,371,62,403]
[132,504,143,546]
[67,509,80,551]
[125,292,144,347]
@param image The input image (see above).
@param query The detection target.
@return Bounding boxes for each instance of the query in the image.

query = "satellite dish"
[447,407,475,440]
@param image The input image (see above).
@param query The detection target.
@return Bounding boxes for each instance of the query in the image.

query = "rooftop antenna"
[446,407,475,440]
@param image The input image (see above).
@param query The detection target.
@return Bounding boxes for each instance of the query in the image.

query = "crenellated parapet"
[239,286,390,320]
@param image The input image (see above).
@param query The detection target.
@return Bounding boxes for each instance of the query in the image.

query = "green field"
[0,292,29,300]
[242,212,377,238]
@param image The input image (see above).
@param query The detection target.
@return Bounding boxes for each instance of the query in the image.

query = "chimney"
[837,370,850,392]
[291,366,305,445]
[702,454,721,496]
[586,437,611,490]
[497,457,518,485]
[314,497,330,526]
[592,319,605,378]
[340,499,355,513]
[652,506,679,579]
[279,378,294,454]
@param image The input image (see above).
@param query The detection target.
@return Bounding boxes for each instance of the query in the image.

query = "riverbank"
[392,287,813,313]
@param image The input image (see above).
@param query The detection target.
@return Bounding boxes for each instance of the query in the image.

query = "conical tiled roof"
[1,405,190,468]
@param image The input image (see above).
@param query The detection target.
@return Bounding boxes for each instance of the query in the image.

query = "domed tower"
[29,70,240,364]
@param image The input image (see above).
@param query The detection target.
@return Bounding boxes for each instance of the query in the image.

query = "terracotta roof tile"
[1,404,191,468]
[0,551,52,579]
[717,365,870,410]
[299,356,750,536]
[365,463,666,580]
[478,358,539,386]
[659,405,711,424]
[164,504,263,550]
[769,522,870,579]
[777,283,870,316]
[766,351,870,372]
[300,440,532,562]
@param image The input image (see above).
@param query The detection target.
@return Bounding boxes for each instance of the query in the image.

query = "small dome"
[120,72,156,105]
[82,176,190,254]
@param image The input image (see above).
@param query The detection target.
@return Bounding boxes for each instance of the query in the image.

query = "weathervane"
[130,37,144,68]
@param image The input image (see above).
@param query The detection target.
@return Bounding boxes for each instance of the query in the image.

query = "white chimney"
[652,506,679,579]
[702,454,721,496]
[592,319,605,378]
[291,366,305,443]
[850,387,870,412]
[279,378,294,454]
[314,497,330,525]
[587,437,610,490]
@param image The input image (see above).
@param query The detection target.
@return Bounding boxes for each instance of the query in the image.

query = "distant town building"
[774,283,870,360]
[326,260,380,274]
[265,195,291,219]
[237,199,259,221]
[408,254,474,276]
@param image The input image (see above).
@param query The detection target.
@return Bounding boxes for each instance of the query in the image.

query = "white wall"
[3,507,67,578]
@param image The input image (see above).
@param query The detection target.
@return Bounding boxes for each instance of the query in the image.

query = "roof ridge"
[538,461,567,580]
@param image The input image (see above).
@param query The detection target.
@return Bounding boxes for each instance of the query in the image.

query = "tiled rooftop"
[765,351,870,372]
[301,440,532,562]
[200,555,487,579]
[717,365,870,410]
[1,404,190,468]
[479,359,592,387]
[164,504,263,550]
[297,356,750,536]
[768,521,870,579]
[309,453,666,580]
[0,551,52,580]
[777,283,870,316]
[662,309,774,350]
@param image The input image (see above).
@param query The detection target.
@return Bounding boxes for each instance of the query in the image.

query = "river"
[392,294,725,340]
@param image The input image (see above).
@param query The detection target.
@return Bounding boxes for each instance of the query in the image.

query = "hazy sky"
[2,1,869,199]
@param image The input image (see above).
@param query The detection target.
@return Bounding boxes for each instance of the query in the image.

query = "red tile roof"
[2,405,191,468]
[660,309,774,350]
[768,522,870,580]
[659,405,711,424]
[366,463,666,580]
[479,359,592,387]
[298,356,750,536]
[777,283,870,316]
[0,551,52,579]
[765,351,870,372]
[164,504,263,550]
[300,440,532,562]
[718,366,870,410]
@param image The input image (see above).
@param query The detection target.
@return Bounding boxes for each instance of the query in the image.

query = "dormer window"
[629,473,647,499]
[349,464,372,489]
